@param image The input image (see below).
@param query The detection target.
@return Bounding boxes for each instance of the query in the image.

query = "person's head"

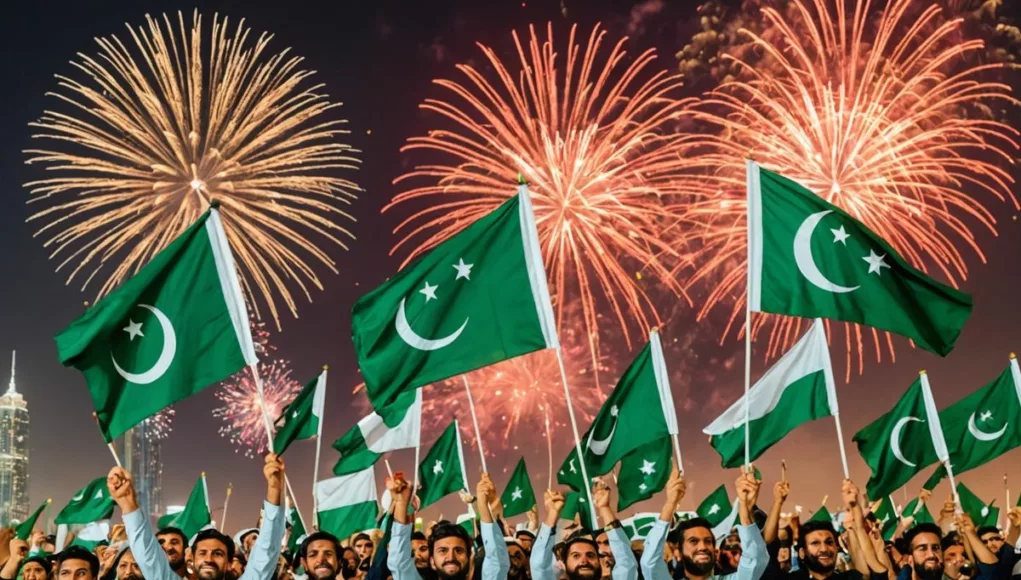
[904,523,943,580]
[941,534,969,580]
[352,533,373,561]
[411,532,430,571]
[156,528,188,572]
[230,552,247,578]
[298,532,341,580]
[563,538,601,580]
[718,533,741,571]
[593,532,613,578]
[339,547,358,579]
[507,541,528,578]
[58,546,100,580]
[676,518,716,577]
[777,546,791,573]
[427,524,473,580]
[44,536,57,555]
[799,521,839,575]
[190,529,236,580]
[238,531,259,557]
[115,548,143,580]
[22,556,51,580]
[976,526,1004,554]
[515,531,535,553]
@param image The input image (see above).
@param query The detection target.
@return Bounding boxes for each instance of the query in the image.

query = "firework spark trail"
[389,23,713,373]
[672,0,1019,379]
[24,10,361,328]
[213,359,302,458]
[143,409,175,441]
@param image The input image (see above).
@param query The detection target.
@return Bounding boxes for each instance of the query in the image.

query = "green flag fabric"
[500,458,537,518]
[56,208,257,441]
[809,505,833,523]
[286,508,306,552]
[273,370,327,456]
[696,485,732,528]
[69,521,110,551]
[157,475,211,539]
[316,469,379,540]
[15,500,50,540]
[352,189,559,424]
[55,478,114,525]
[872,498,899,541]
[922,358,1021,490]
[561,491,595,531]
[705,319,837,467]
[902,498,935,525]
[620,513,660,540]
[746,161,972,356]
[418,421,468,509]
[333,390,421,475]
[957,483,999,527]
[617,436,673,510]
[853,375,948,499]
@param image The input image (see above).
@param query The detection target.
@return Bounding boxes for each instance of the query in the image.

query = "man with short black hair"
[903,523,944,580]
[153,528,187,578]
[298,531,342,580]
[515,531,536,555]
[410,532,431,576]
[58,546,101,580]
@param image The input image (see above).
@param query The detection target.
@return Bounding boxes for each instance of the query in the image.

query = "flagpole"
[1005,474,1011,536]
[554,347,599,527]
[545,409,554,490]
[461,376,488,473]
[312,367,328,530]
[832,414,851,478]
[412,392,422,505]
[221,483,232,530]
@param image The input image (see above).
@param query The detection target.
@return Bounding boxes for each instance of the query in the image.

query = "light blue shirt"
[528,524,556,580]
[388,520,508,580]
[123,501,284,580]
[607,527,637,580]
[529,524,636,580]
[641,521,768,580]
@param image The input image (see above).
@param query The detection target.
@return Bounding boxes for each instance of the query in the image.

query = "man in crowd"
[233,530,258,560]
[1,537,51,580]
[58,546,101,580]
[113,545,143,580]
[153,528,187,579]
[516,532,536,555]
[353,535,374,577]
[506,541,529,580]
[298,532,342,580]
[409,532,434,580]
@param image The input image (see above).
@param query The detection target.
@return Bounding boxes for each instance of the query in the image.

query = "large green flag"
[418,421,468,509]
[617,436,673,510]
[500,458,536,518]
[922,357,1021,490]
[696,485,732,528]
[333,390,421,476]
[872,498,899,541]
[56,207,257,441]
[286,507,306,552]
[55,478,114,524]
[15,500,50,540]
[853,374,948,499]
[957,483,999,527]
[158,475,211,539]
[561,491,595,531]
[705,319,837,467]
[316,469,379,540]
[353,188,559,423]
[273,369,327,456]
[746,161,972,356]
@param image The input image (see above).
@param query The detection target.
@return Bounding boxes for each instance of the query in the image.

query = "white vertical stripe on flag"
[746,160,764,312]
[517,184,560,349]
[205,208,258,365]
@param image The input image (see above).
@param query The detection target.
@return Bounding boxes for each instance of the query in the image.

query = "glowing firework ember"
[142,409,175,441]
[213,359,302,458]
[389,23,704,369]
[675,0,1019,378]
[25,11,361,328]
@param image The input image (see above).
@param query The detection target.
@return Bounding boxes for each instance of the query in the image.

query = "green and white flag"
[705,319,837,468]
[922,356,1021,490]
[500,458,536,518]
[157,475,211,539]
[69,521,111,551]
[746,161,972,356]
[353,187,559,423]
[15,500,51,540]
[286,507,306,552]
[418,421,469,509]
[560,491,595,531]
[56,477,114,524]
[56,207,257,441]
[273,369,327,456]
[872,498,899,541]
[617,436,673,511]
[957,482,999,527]
[620,513,659,540]
[902,497,935,526]
[333,390,422,475]
[316,469,379,540]
[853,373,948,499]
[455,512,476,538]
[696,485,737,537]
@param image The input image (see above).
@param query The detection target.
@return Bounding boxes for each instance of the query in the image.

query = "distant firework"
[143,409,175,441]
[675,0,1019,378]
[389,23,706,373]
[213,359,302,458]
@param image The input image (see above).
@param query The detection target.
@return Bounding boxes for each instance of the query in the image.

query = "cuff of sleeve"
[261,500,282,519]
[124,509,145,528]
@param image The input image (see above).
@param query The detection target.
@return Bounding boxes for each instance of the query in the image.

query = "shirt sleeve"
[733,524,768,580]
[123,509,176,580]
[240,501,286,580]
[639,520,670,580]
[608,527,637,580]
[529,524,556,580]
[481,522,510,580]
[387,522,423,580]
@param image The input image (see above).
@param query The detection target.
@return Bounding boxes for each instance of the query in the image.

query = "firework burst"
[213,359,302,457]
[25,10,361,328]
[674,0,1019,378]
[388,23,706,370]
[142,409,175,441]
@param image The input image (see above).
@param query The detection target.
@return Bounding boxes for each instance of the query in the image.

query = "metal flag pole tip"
[323,364,329,370]
[918,369,926,375]
[201,471,206,477]
[1011,353,1017,360]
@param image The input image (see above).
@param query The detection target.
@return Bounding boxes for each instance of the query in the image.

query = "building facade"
[0,352,29,527]
[121,419,163,522]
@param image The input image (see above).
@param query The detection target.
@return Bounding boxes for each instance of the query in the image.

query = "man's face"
[718,535,742,569]
[117,551,143,580]
[431,537,470,580]
[192,539,230,580]
[802,530,838,574]
[157,534,186,571]
[353,539,373,563]
[517,535,534,552]
[23,562,48,580]
[508,545,528,577]
[243,534,259,555]
[412,539,430,570]
[302,540,339,580]
[777,547,791,573]
[943,544,967,579]
[230,558,244,578]
[910,532,943,580]
[680,527,717,577]
[564,543,600,580]
[341,548,358,576]
[980,531,1004,554]
[59,559,95,580]
[594,533,613,578]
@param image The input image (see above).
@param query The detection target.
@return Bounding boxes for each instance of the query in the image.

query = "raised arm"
[530,490,564,580]
[594,481,637,580]
[110,466,177,580]
[734,472,768,580]
[478,473,510,580]
[641,468,684,580]
[844,480,885,577]
[387,474,423,580]
[240,454,287,580]
[763,480,789,545]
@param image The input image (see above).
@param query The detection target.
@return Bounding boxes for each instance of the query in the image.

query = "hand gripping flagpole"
[462,375,488,472]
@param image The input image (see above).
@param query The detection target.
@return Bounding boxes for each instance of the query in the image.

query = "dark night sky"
[2,0,1021,532]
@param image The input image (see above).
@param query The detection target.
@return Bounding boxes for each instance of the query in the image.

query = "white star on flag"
[511,487,523,501]
[707,504,720,515]
[862,250,891,275]
[639,459,656,475]
[831,226,850,245]
[123,320,144,341]
[433,460,444,474]
[980,410,993,422]
[419,281,439,302]
[453,258,474,280]
[639,483,647,492]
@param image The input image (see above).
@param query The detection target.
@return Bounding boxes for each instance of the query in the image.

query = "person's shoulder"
[837,571,865,580]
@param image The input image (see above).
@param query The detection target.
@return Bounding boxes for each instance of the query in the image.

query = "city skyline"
[0,351,30,526]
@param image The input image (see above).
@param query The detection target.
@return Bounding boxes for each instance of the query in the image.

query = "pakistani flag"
[558,331,678,489]
[922,357,1021,490]
[273,369,327,456]
[617,437,673,510]
[853,373,948,499]
[418,421,469,509]
[902,498,935,525]
[286,507,306,552]
[621,513,659,540]
[455,512,476,538]
[695,485,739,540]
[157,475,211,539]
[333,390,421,475]
[809,505,834,523]
[957,483,999,527]
[746,161,972,356]
[56,478,114,524]
[500,458,536,518]
[705,319,837,467]
[353,187,559,423]
[15,500,50,540]
[561,491,595,531]
[316,469,379,540]
[56,207,257,441]
[69,521,111,551]
[872,498,899,541]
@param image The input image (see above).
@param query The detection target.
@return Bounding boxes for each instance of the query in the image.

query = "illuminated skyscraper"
[121,421,163,522]
[0,352,30,527]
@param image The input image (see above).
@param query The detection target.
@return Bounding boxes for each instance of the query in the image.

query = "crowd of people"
[1,454,1019,580]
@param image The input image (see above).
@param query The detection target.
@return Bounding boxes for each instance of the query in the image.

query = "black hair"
[191,529,236,562]
[58,546,100,577]
[427,523,473,557]
[675,517,714,542]
[411,532,428,542]
[941,531,962,552]
[903,523,943,550]
[515,530,536,541]
[976,526,1001,539]
[21,555,52,573]
[799,520,839,543]
[352,533,373,545]
[563,536,599,557]
[299,531,342,560]
[156,527,188,546]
